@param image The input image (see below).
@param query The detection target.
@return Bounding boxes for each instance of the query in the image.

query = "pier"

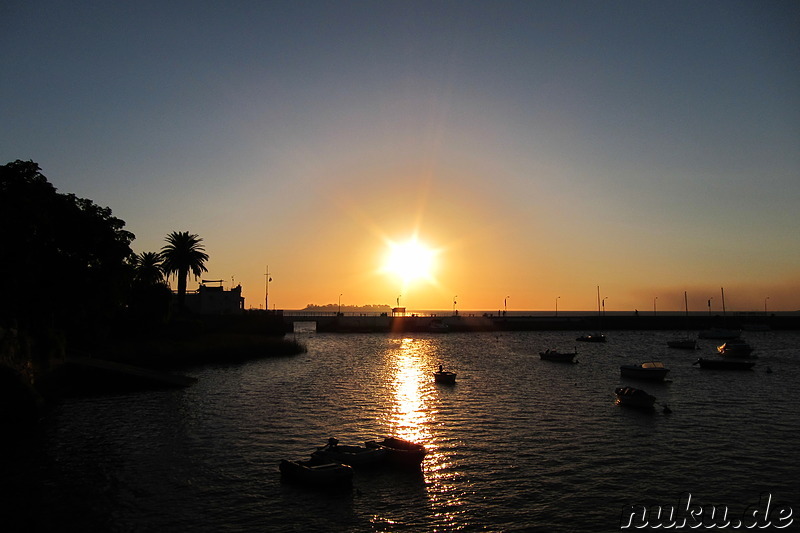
[280,311,799,333]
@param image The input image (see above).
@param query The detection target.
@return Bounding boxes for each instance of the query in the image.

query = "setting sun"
[382,237,438,285]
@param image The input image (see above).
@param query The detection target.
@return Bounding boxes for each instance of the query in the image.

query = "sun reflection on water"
[385,337,469,528]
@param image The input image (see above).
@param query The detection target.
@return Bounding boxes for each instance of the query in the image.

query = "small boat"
[434,370,457,384]
[279,458,353,487]
[717,340,755,358]
[614,387,656,409]
[539,348,578,363]
[365,436,427,467]
[620,361,670,381]
[576,333,606,343]
[312,438,388,467]
[667,338,698,350]
[693,358,755,371]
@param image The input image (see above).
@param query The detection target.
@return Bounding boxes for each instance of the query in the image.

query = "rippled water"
[10,330,800,531]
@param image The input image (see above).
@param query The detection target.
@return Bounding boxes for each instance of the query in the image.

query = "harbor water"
[7,329,800,532]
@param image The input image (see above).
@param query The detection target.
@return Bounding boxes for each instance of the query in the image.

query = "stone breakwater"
[293,313,798,333]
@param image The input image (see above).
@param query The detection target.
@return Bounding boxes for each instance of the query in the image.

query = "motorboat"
[365,436,427,467]
[620,361,670,381]
[576,333,606,343]
[539,348,578,363]
[312,438,388,467]
[614,387,656,409]
[279,458,353,486]
[667,338,698,350]
[717,340,755,358]
[434,370,457,384]
[693,358,755,371]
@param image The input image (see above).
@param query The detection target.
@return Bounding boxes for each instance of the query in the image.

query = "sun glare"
[383,238,437,284]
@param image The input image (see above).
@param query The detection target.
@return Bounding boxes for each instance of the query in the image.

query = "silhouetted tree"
[128,252,171,322]
[160,231,209,308]
[0,160,135,329]
[132,252,165,286]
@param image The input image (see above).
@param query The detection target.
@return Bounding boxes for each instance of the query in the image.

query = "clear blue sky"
[2,1,798,311]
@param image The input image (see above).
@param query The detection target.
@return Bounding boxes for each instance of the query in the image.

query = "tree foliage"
[0,160,135,328]
[160,231,209,308]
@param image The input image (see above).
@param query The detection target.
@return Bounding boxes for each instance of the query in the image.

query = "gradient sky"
[3,1,799,312]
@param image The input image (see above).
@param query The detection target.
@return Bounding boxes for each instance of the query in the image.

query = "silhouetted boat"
[614,387,656,409]
[312,438,388,467]
[279,458,353,486]
[620,361,670,381]
[434,370,457,384]
[693,358,755,370]
[717,340,755,358]
[365,436,427,467]
[539,348,578,362]
[576,333,606,343]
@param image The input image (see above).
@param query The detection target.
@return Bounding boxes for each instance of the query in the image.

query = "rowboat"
[539,348,577,363]
[693,358,755,371]
[365,436,427,467]
[614,387,656,409]
[279,458,353,487]
[620,361,670,381]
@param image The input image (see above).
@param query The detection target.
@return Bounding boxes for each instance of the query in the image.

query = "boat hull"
[313,444,388,467]
[539,350,577,363]
[434,371,457,384]
[614,387,656,409]
[620,367,670,381]
[365,437,427,467]
[279,459,353,487]
[694,358,755,370]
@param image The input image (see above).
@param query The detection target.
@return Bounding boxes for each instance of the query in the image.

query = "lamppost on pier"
[504,296,510,316]
[708,297,713,316]
[764,296,770,316]
[338,293,342,315]
[556,296,560,317]
[453,296,458,316]
[602,297,608,317]
[653,296,658,317]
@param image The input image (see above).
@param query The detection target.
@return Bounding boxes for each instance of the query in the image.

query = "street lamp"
[338,293,342,315]
[556,296,560,317]
[453,295,458,316]
[653,296,658,316]
[504,296,510,316]
[708,297,713,316]
[602,297,608,317]
[764,296,770,315]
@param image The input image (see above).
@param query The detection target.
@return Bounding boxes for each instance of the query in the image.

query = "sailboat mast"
[721,287,726,316]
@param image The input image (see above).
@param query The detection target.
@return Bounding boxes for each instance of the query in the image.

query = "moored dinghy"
[312,437,388,467]
[279,458,353,487]
[365,436,427,467]
[693,358,755,371]
[539,348,578,363]
[620,361,670,381]
[614,387,656,410]
[434,365,457,384]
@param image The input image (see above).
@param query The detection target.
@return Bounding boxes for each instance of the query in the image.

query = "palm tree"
[132,251,165,286]
[160,231,209,307]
